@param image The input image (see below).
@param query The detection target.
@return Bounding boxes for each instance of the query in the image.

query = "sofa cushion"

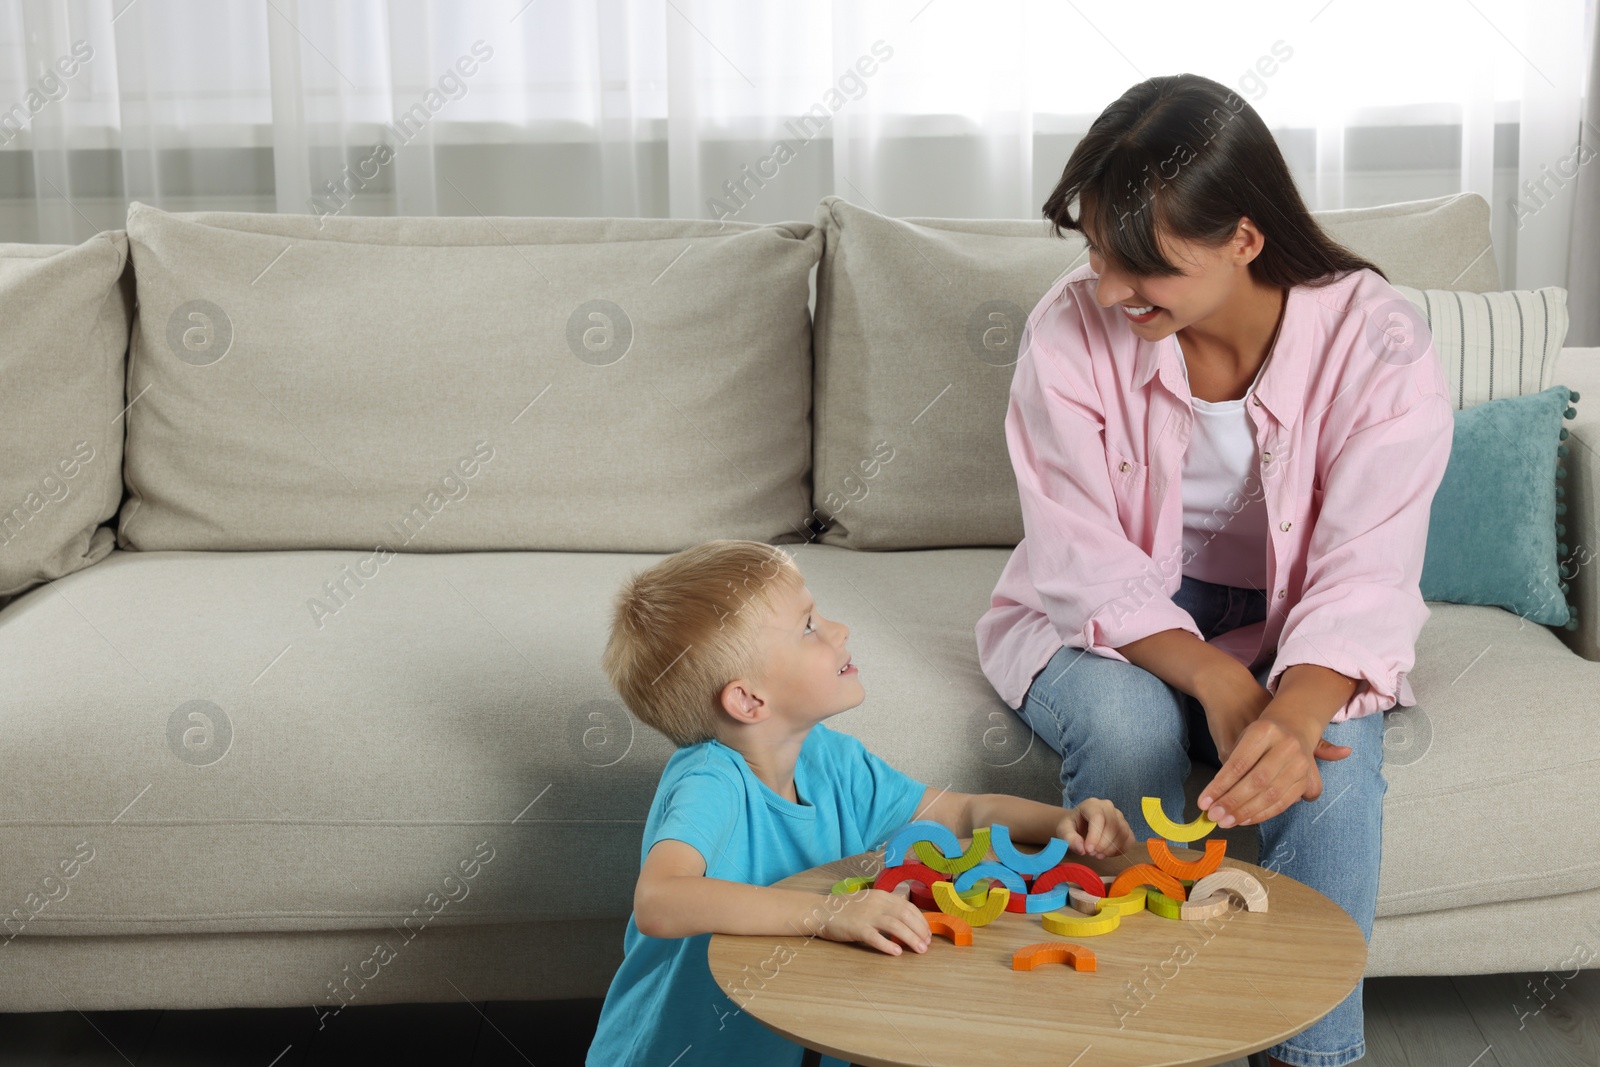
[119,203,821,554]
[1420,385,1580,626]
[812,191,1504,549]
[1391,284,1570,409]
[0,545,1591,938]
[1375,599,1600,917]
[0,545,1063,937]
[0,233,132,601]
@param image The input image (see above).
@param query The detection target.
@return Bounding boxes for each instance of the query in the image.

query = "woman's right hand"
[818,888,932,956]
[1197,666,1275,765]
[1198,666,1351,766]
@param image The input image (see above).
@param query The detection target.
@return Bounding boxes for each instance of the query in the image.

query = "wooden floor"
[0,971,1594,1065]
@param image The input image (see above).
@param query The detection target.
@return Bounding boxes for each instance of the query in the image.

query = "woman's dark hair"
[1042,73,1387,287]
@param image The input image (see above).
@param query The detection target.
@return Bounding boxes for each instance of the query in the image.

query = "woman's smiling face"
[1077,187,1257,339]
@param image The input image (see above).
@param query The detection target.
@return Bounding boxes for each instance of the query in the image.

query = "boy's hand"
[1058,799,1137,860]
[818,888,933,956]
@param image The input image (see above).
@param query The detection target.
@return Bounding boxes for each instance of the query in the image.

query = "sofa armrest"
[1555,348,1600,660]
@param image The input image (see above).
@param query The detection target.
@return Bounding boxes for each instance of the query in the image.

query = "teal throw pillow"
[1420,384,1581,626]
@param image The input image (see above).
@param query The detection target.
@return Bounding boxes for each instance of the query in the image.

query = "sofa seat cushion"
[0,547,1591,936]
[1374,600,1600,916]
[0,545,1064,937]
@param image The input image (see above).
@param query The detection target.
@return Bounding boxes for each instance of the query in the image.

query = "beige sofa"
[1,191,1595,1015]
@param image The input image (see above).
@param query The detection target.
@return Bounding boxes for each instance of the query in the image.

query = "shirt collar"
[1132,286,1307,428]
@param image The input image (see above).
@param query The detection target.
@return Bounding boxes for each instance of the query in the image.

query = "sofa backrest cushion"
[0,233,132,599]
[120,203,821,553]
[811,192,1503,549]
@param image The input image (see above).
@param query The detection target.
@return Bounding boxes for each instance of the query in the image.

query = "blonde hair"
[602,540,805,748]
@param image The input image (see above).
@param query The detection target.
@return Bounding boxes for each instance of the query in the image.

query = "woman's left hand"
[1197,711,1352,828]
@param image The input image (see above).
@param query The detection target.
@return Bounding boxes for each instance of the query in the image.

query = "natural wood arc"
[707,843,1366,1067]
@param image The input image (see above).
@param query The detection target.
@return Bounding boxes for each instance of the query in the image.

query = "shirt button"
[1252,396,1263,406]
[1262,452,1273,464]
[1280,520,1292,531]
[1277,589,1287,598]
[1120,461,1130,472]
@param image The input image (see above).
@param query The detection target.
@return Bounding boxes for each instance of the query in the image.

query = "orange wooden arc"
[1107,863,1187,901]
[921,912,973,946]
[1146,838,1227,881]
[1011,942,1097,972]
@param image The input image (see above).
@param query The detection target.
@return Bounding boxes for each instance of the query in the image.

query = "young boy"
[585,539,1136,1067]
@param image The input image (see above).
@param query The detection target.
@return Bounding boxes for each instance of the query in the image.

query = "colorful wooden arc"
[1178,891,1235,920]
[1096,888,1148,917]
[1146,838,1227,881]
[931,881,1010,926]
[1012,942,1097,972]
[952,862,1028,896]
[873,861,944,894]
[1189,869,1269,913]
[911,881,988,910]
[1107,863,1188,902]
[921,912,973,946]
[913,827,992,875]
[1030,860,1106,898]
[988,824,1070,875]
[884,820,963,867]
[1040,908,1122,937]
[1021,884,1072,914]
[1067,887,1103,915]
[830,875,874,895]
[1144,888,1184,920]
[1141,797,1218,843]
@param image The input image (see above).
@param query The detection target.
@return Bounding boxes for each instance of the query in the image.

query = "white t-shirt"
[1176,333,1271,590]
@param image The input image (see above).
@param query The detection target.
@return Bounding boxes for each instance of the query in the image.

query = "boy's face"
[720,581,863,731]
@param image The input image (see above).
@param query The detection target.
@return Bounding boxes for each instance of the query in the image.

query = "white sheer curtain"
[0,0,1594,301]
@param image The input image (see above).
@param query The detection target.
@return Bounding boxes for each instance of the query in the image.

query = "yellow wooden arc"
[1039,908,1121,937]
[931,880,1010,927]
[1095,888,1148,916]
[1141,796,1218,843]
[830,876,874,895]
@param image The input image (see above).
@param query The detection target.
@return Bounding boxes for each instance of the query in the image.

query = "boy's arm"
[633,838,842,941]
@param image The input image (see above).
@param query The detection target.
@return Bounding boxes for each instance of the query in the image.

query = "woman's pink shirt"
[976,264,1454,722]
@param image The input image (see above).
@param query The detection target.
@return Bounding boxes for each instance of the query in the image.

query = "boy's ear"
[718,678,767,725]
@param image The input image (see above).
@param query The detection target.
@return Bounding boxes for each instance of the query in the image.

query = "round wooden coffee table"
[707,843,1367,1067]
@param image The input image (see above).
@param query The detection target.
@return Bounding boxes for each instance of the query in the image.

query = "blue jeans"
[1017,574,1385,1067]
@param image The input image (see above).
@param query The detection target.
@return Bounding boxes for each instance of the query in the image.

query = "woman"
[975,74,1454,1067]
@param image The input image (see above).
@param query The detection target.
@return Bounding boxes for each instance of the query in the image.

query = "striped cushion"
[1393,285,1570,410]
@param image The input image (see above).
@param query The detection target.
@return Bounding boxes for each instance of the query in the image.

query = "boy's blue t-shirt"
[585,722,927,1067]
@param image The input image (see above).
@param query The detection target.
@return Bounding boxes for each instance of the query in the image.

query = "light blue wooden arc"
[883,819,962,867]
[951,861,1028,895]
[989,823,1070,875]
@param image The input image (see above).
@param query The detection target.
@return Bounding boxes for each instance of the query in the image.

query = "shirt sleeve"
[1266,380,1455,722]
[644,768,744,878]
[836,731,929,852]
[1008,292,1204,662]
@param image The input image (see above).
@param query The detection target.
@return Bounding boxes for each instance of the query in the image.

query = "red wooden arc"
[1031,861,1107,898]
[873,861,943,894]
